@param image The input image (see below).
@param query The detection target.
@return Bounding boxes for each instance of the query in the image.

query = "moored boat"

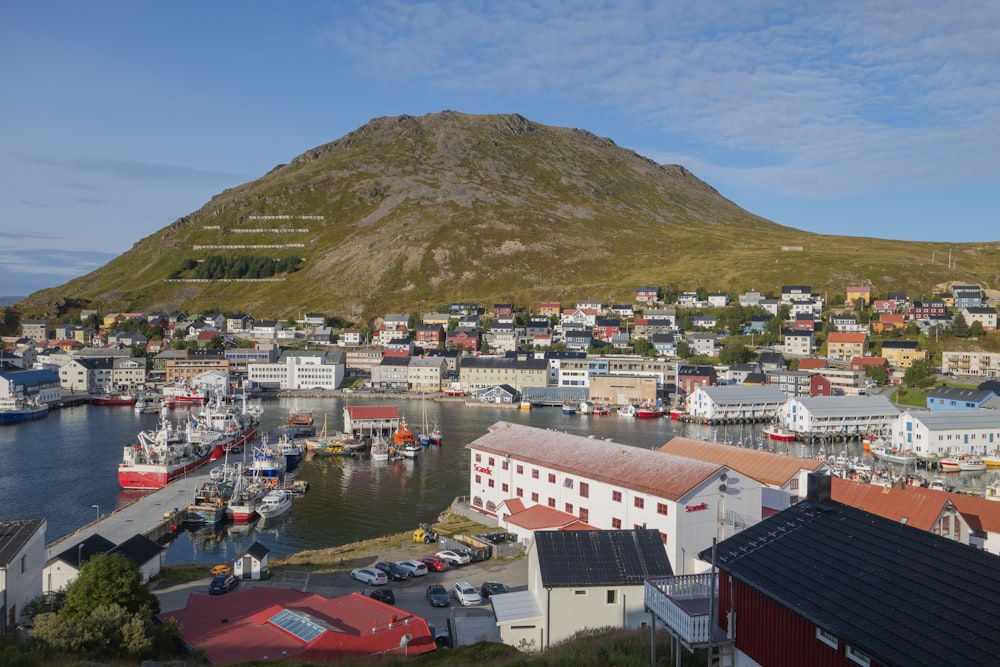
[0,397,49,424]
[636,404,665,419]
[287,409,314,427]
[960,457,987,472]
[161,381,208,404]
[429,423,442,445]
[92,389,137,406]
[871,446,918,466]
[118,414,215,489]
[764,425,797,442]
[983,453,1000,468]
[520,398,532,410]
[256,489,294,519]
[591,405,610,416]
[617,404,637,417]
[393,417,416,447]
[562,401,577,415]
[371,435,390,461]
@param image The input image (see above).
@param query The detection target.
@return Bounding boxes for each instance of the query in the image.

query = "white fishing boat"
[371,434,390,461]
[617,404,637,417]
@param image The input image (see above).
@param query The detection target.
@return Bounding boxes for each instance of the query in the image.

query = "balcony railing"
[645,573,721,648]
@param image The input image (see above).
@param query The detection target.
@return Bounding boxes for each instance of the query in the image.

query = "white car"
[397,559,429,577]
[452,581,482,606]
[436,549,471,566]
[351,567,388,585]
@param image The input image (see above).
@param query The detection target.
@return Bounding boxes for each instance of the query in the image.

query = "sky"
[2,1,999,297]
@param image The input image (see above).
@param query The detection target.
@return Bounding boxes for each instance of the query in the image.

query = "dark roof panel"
[535,529,672,587]
[699,497,1000,667]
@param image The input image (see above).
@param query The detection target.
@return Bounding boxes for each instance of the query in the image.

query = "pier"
[45,467,210,561]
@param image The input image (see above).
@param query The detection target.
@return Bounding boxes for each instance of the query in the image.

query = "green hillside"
[16,111,1000,322]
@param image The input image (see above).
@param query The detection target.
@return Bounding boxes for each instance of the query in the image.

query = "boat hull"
[764,427,796,442]
[0,405,49,424]
[118,450,214,490]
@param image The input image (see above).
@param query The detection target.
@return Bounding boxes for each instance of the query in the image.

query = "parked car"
[374,561,410,581]
[452,581,482,606]
[420,555,449,572]
[351,567,388,585]
[425,583,450,607]
[366,588,396,604]
[397,559,429,577]
[209,573,239,595]
[436,549,471,566]
[481,581,509,599]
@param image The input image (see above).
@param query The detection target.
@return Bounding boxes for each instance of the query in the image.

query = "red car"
[420,556,449,572]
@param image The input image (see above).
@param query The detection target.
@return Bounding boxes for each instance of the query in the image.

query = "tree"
[61,553,159,618]
[866,365,888,386]
[970,320,985,337]
[903,359,933,389]
[951,312,971,338]
[719,340,754,365]
[676,340,691,358]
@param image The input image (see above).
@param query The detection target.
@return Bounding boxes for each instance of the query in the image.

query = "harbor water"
[2,397,993,566]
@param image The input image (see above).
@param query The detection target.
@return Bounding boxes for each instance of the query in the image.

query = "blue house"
[925,386,996,411]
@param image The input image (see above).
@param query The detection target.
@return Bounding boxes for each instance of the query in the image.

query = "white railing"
[645,574,716,645]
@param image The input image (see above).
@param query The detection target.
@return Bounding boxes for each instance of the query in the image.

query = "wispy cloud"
[10,152,249,187]
[320,1,1000,199]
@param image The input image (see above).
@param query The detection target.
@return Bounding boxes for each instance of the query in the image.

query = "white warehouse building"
[247,352,344,390]
[892,409,1000,458]
[465,422,763,575]
[777,395,900,436]
[686,385,788,421]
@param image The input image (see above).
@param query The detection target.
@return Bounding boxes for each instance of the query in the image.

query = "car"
[481,581,509,599]
[420,556,449,572]
[425,583,450,607]
[366,588,396,604]
[351,567,388,585]
[436,549,471,566]
[397,559,429,577]
[452,581,482,606]
[374,561,410,581]
[208,573,239,595]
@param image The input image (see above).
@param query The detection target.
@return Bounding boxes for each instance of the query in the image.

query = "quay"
[45,467,210,561]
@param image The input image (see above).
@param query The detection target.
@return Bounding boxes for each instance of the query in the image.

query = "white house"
[686,385,788,421]
[778,395,900,436]
[0,519,46,629]
[43,534,115,595]
[466,422,762,575]
[233,541,270,580]
[493,529,672,652]
[892,409,1000,458]
[782,330,815,357]
[964,307,998,332]
[247,352,344,390]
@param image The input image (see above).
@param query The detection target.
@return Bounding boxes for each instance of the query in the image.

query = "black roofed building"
[42,534,116,595]
[645,473,1000,666]
[0,518,46,633]
[109,534,164,583]
[492,528,672,652]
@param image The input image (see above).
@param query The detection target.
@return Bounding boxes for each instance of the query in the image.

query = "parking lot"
[154,550,529,644]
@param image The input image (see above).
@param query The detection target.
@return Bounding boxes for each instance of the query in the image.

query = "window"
[634,497,645,509]
[488,479,494,488]
[816,627,838,649]
[660,532,668,545]
[502,483,509,493]
[532,469,539,479]
[790,478,799,490]
[473,496,483,507]
[657,502,668,515]
[475,453,482,463]
[531,492,539,502]
[548,473,556,484]
[573,590,588,596]
[606,590,618,604]
[846,645,871,666]
[579,482,589,498]
[516,487,523,497]
[612,518,622,529]
[488,457,495,466]
[475,475,481,484]
[612,490,622,502]
[516,464,523,474]
[548,497,556,508]
[580,507,589,522]
[502,460,509,470]
[565,503,573,514]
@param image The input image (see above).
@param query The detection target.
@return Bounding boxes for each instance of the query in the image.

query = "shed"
[235,541,270,580]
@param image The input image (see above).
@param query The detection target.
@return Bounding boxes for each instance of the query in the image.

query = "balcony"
[644,573,731,651]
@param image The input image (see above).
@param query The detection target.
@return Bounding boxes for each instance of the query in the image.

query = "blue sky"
[3,1,999,297]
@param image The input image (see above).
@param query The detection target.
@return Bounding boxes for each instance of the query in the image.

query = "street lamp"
[92,504,100,535]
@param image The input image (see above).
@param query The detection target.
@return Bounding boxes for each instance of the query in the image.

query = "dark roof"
[678,365,715,377]
[880,339,919,349]
[54,534,116,567]
[244,540,270,560]
[535,529,672,587]
[699,491,1000,667]
[109,534,164,566]
[926,386,995,402]
[0,519,45,565]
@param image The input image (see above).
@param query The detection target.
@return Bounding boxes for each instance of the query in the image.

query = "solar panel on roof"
[268,608,327,643]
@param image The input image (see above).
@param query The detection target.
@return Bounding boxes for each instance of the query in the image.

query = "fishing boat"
[185,480,231,525]
[520,398,532,410]
[0,397,49,424]
[561,401,577,415]
[429,422,442,446]
[578,401,594,415]
[960,457,987,472]
[244,444,286,481]
[617,404,637,417]
[133,394,163,414]
[225,466,268,523]
[188,393,260,458]
[371,435,390,461]
[92,388,137,406]
[303,414,351,454]
[161,381,208,404]
[764,425,797,442]
[636,404,665,419]
[983,452,1000,468]
[271,433,304,470]
[118,414,216,489]
[287,409,314,427]
[669,407,684,420]
[400,441,421,458]
[871,446,918,466]
[591,405,611,416]
[256,489,294,519]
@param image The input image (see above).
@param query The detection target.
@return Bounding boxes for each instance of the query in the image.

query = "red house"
[446,328,480,353]
[645,474,1000,666]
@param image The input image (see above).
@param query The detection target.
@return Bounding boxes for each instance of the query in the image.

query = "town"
[3,279,1000,666]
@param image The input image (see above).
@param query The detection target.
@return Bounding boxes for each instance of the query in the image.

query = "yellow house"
[846,285,872,306]
[826,332,869,361]
[880,340,927,368]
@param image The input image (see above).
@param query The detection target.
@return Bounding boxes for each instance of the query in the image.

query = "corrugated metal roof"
[698,385,787,404]
[905,409,1000,430]
[344,405,400,419]
[659,438,825,486]
[0,519,45,566]
[791,394,900,418]
[468,422,723,499]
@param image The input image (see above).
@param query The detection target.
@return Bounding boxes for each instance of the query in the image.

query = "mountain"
[14,111,1000,322]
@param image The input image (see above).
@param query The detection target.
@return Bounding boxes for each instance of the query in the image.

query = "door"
[242,556,253,579]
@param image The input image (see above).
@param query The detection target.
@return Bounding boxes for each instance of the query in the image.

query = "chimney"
[807,473,832,503]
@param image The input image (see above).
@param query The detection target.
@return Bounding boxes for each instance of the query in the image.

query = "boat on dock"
[161,381,208,404]
[287,409,314,427]
[393,417,417,447]
[371,435,390,461]
[92,389,137,406]
[185,480,231,526]
[133,394,163,414]
[0,397,49,424]
[871,446,919,466]
[764,425,797,442]
[941,455,987,472]
[245,444,286,480]
[636,404,665,419]
[562,401,577,415]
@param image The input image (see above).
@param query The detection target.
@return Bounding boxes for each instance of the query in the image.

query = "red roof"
[504,504,594,531]
[828,332,868,343]
[344,405,401,420]
[796,358,828,370]
[831,478,951,531]
[159,589,434,664]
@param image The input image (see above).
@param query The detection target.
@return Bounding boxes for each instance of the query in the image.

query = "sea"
[1,396,992,566]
